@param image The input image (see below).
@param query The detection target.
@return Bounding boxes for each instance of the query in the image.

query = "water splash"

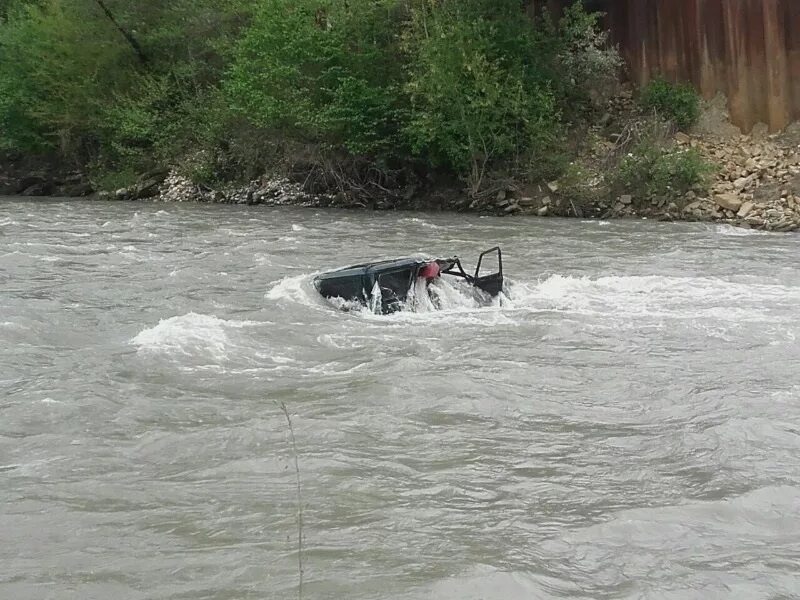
[279,270,800,333]
[368,280,383,315]
[131,313,258,360]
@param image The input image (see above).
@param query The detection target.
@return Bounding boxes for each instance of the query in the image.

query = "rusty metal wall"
[599,0,800,132]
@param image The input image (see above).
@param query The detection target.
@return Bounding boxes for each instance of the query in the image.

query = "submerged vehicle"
[313,247,503,314]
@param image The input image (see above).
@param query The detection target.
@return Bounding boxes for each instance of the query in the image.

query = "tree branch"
[94,0,148,65]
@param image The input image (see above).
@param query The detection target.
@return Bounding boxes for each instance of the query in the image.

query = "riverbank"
[91,115,800,234]
[5,97,800,233]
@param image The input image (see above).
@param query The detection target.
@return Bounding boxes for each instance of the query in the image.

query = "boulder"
[135,174,167,199]
[60,182,93,197]
[21,183,51,196]
[17,175,47,192]
[682,200,702,212]
[736,201,755,218]
[714,193,743,212]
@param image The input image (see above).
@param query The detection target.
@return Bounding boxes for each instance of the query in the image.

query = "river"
[2,198,800,599]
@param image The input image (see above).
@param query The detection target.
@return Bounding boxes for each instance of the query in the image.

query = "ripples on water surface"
[2,199,800,599]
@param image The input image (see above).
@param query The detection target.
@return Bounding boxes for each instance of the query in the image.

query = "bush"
[0,1,132,156]
[1,0,624,195]
[403,0,562,193]
[225,0,403,157]
[639,78,701,131]
[0,0,259,179]
[615,140,713,202]
[556,3,623,110]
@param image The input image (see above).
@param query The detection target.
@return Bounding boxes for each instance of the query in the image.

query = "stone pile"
[149,170,320,206]
[157,172,197,203]
[679,132,800,231]
[505,114,800,231]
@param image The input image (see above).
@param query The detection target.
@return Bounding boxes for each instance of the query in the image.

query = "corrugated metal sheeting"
[603,0,800,131]
[531,0,799,131]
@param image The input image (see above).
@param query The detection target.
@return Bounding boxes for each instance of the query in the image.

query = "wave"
[713,224,772,236]
[398,217,443,229]
[501,273,800,324]
[266,273,322,307]
[131,312,258,360]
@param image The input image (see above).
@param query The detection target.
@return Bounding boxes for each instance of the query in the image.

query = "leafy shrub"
[558,161,606,205]
[639,78,701,131]
[403,0,562,193]
[556,3,623,109]
[615,140,713,201]
[225,0,403,157]
[1,0,624,194]
[0,0,256,170]
[0,1,131,156]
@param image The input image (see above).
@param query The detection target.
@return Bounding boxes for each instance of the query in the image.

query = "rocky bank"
[6,95,800,233]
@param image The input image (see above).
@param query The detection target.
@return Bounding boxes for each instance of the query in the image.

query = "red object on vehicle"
[418,262,440,280]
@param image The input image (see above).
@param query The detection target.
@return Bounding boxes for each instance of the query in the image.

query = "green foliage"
[87,165,138,192]
[639,78,701,131]
[557,160,606,208]
[403,0,561,191]
[0,0,255,170]
[0,0,132,155]
[556,2,623,109]
[225,0,403,157]
[616,141,713,201]
[0,0,624,193]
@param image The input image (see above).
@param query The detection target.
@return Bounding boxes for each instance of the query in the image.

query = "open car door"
[439,246,503,296]
[472,247,503,296]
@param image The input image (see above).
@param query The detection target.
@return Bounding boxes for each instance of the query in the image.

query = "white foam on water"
[714,224,771,236]
[317,333,366,349]
[131,312,258,360]
[267,267,799,329]
[358,276,516,326]
[220,228,248,238]
[266,274,323,307]
[291,223,306,231]
[399,217,443,229]
[367,280,383,314]
[507,274,800,322]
